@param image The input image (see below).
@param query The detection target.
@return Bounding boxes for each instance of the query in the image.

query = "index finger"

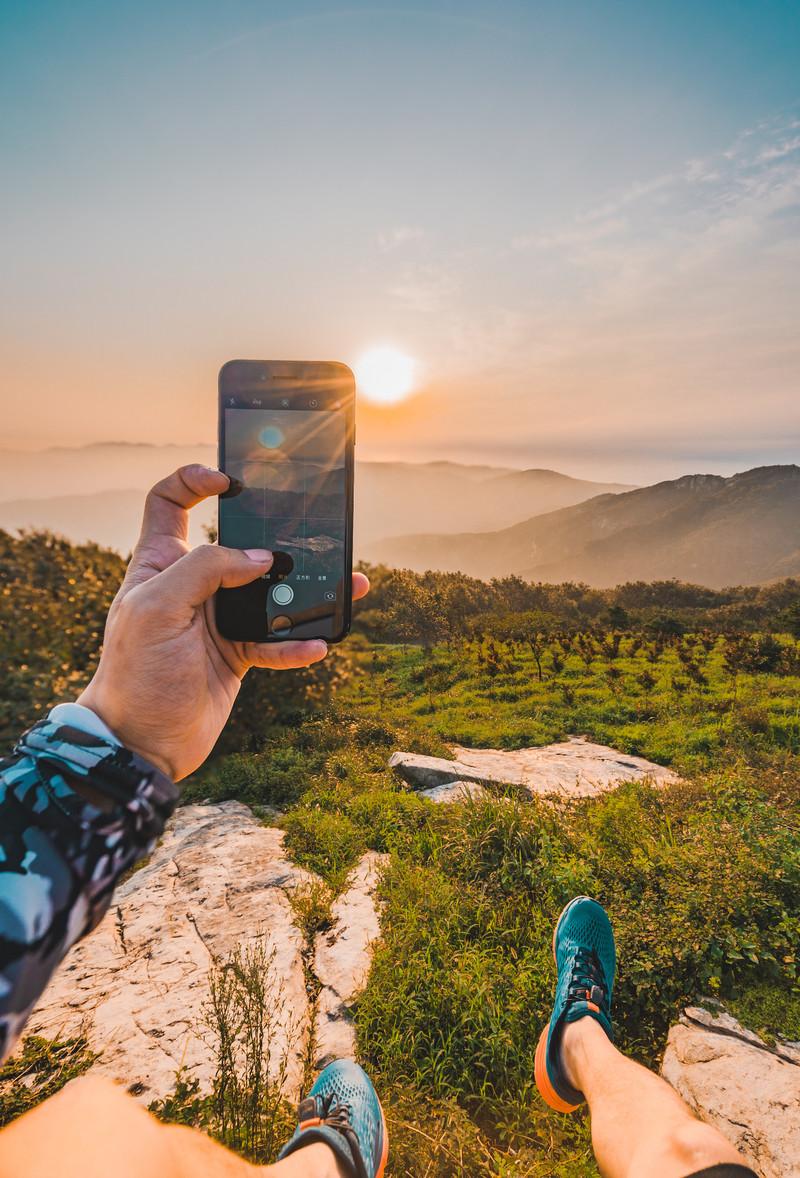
[122,465,230,593]
[140,465,229,547]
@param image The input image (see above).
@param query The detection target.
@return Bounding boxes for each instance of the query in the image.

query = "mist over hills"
[0,443,629,555]
[355,461,632,544]
[5,444,796,588]
[364,465,800,588]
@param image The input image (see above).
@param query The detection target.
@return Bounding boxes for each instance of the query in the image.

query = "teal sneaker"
[534,896,616,1112]
[277,1059,388,1178]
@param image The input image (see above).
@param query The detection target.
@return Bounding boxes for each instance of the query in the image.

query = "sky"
[1,0,799,482]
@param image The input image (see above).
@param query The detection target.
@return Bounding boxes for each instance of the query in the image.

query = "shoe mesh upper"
[309,1060,384,1177]
[555,896,616,1007]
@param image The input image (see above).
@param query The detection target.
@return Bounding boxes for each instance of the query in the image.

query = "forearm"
[0,710,177,1062]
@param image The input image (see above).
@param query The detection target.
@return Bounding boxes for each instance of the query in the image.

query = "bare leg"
[0,1075,348,1178]
[562,1018,749,1178]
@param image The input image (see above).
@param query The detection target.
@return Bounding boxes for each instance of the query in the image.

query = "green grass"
[337,635,800,774]
[183,631,800,1175]
[12,629,796,1177]
[730,982,800,1045]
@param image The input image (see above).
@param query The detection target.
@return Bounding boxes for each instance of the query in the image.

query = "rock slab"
[391,735,679,799]
[29,802,315,1102]
[420,780,489,804]
[662,1006,800,1178]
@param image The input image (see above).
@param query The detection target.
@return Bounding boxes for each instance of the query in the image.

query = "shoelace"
[567,947,608,1014]
[316,1093,370,1178]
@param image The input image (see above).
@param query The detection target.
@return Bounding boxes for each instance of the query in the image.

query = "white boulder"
[390,735,679,799]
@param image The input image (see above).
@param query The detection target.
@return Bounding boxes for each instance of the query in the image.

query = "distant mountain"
[0,442,219,502]
[363,466,800,588]
[0,443,631,555]
[355,462,632,546]
[0,490,215,554]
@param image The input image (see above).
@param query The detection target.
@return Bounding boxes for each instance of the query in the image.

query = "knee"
[54,1073,131,1113]
[661,1117,744,1172]
[48,1072,156,1136]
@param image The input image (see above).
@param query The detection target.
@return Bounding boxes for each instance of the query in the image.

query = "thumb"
[149,545,273,609]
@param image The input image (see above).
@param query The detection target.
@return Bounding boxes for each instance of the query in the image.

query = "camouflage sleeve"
[0,718,179,1062]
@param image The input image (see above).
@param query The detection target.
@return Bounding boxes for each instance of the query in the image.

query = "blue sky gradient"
[2,0,798,479]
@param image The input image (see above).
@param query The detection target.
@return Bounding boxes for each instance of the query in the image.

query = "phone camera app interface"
[221,406,347,628]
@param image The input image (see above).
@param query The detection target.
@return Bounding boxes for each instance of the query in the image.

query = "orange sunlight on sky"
[2,2,799,482]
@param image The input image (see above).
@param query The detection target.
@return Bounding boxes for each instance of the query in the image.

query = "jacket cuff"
[15,718,178,847]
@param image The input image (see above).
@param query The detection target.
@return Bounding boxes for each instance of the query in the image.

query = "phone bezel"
[216,359,355,644]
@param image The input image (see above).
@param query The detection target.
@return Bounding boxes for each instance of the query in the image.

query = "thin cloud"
[759,134,800,162]
[377,225,425,251]
[388,264,456,313]
[512,217,625,251]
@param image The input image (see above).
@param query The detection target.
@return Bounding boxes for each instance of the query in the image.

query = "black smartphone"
[216,359,355,643]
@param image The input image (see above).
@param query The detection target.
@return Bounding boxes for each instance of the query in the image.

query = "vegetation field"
[1,537,799,1175]
[193,576,800,1174]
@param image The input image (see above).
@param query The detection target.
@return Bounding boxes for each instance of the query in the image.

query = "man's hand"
[77,465,369,781]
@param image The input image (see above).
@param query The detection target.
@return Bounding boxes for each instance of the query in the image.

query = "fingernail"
[220,475,244,499]
[243,548,273,563]
[311,640,328,658]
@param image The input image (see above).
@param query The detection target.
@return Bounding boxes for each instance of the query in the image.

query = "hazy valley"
[3,443,800,587]
[0,443,631,559]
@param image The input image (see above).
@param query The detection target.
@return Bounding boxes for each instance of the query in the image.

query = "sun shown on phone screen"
[354,347,416,405]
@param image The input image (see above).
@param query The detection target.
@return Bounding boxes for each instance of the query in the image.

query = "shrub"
[150,940,297,1164]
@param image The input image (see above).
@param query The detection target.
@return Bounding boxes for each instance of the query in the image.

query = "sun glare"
[354,347,416,405]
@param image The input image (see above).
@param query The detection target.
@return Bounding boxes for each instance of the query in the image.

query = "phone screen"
[217,368,354,642]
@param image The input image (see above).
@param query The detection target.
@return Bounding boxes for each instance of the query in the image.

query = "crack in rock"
[27,803,389,1109]
[313,852,388,1068]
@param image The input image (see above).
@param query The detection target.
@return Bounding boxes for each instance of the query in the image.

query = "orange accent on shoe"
[586,1002,600,1013]
[298,1116,323,1130]
[534,1026,581,1114]
[376,1095,389,1178]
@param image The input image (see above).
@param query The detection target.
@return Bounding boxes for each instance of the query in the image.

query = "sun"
[354,347,416,405]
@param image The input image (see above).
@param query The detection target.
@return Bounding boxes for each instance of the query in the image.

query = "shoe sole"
[534,896,595,1115]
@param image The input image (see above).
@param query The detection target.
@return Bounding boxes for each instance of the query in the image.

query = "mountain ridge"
[0,445,631,555]
[364,465,800,588]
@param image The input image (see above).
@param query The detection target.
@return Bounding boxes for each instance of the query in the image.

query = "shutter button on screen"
[272,583,294,606]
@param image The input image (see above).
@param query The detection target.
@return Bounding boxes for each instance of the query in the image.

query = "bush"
[150,940,296,1164]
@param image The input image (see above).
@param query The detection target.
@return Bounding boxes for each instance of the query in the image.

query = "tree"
[0,530,124,744]
[780,600,800,640]
[646,614,685,638]
[607,604,629,628]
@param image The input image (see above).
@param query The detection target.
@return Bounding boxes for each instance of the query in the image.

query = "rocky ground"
[29,739,798,1175]
[30,802,385,1103]
[662,1006,800,1178]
